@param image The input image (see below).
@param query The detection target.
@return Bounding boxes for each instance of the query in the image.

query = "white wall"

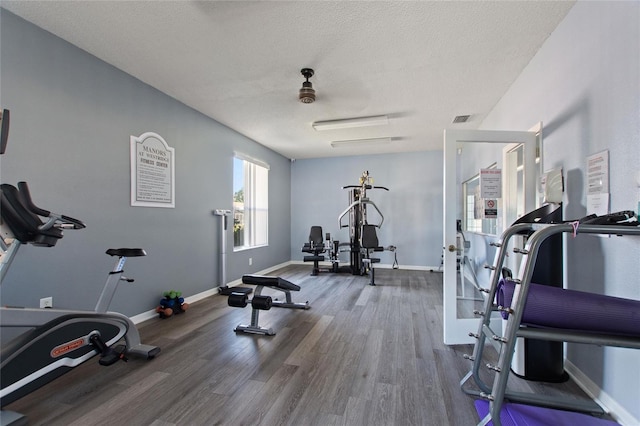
[480,2,640,422]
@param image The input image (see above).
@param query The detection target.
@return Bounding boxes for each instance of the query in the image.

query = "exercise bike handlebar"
[17,181,86,230]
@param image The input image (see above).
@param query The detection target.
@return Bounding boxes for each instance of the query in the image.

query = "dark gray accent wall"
[0,10,291,316]
[290,152,443,269]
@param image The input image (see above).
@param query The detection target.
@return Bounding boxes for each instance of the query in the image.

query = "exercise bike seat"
[242,274,301,292]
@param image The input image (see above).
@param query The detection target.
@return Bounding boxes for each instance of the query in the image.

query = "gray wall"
[290,152,443,269]
[0,11,291,317]
[479,2,640,421]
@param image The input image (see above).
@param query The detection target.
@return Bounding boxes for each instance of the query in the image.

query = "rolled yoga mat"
[496,279,640,337]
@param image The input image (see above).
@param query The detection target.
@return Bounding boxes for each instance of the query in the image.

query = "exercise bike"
[0,182,160,423]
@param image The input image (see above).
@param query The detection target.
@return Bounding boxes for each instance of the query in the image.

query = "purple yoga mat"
[496,279,640,337]
[475,400,619,426]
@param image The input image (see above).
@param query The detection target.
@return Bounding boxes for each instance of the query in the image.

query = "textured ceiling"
[2,1,575,159]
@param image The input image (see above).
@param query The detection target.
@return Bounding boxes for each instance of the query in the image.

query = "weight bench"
[227,274,310,335]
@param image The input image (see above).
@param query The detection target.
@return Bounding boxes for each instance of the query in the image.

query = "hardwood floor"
[4,265,597,425]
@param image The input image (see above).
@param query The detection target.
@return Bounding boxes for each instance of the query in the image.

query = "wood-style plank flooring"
[5,265,598,425]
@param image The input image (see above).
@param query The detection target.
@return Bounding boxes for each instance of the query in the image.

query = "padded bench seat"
[242,274,300,292]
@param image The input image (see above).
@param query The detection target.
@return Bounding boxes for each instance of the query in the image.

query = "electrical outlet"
[249,257,253,266]
[40,297,53,309]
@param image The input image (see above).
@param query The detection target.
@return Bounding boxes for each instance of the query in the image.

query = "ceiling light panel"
[330,137,392,148]
[313,115,389,131]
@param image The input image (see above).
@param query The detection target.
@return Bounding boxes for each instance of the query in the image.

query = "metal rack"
[460,223,640,426]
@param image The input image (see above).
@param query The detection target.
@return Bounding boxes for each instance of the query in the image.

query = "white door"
[443,129,537,345]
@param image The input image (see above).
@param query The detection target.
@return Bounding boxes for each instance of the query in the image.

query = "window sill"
[233,244,268,253]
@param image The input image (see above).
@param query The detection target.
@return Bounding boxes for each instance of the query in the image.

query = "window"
[233,154,268,249]
[462,175,482,232]
[463,175,482,233]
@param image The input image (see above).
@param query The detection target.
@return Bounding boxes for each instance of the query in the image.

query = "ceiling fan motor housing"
[299,68,315,103]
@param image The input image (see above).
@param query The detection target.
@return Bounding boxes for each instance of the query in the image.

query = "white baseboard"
[132,260,440,324]
[565,359,638,425]
[290,259,441,272]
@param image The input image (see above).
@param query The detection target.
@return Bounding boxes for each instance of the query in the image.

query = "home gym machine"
[302,171,397,283]
[339,171,397,282]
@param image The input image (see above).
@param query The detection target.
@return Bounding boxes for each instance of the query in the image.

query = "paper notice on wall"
[587,193,609,216]
[484,199,498,218]
[480,168,502,198]
[586,150,609,195]
[587,193,611,238]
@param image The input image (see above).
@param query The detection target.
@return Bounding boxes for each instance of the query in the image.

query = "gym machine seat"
[361,224,383,286]
[302,226,326,275]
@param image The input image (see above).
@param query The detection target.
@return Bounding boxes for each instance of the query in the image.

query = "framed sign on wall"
[130,132,175,208]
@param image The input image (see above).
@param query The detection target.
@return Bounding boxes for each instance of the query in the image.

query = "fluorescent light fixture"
[312,115,389,131]
[330,137,392,148]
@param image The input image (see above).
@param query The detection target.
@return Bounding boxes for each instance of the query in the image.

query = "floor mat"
[474,400,619,426]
